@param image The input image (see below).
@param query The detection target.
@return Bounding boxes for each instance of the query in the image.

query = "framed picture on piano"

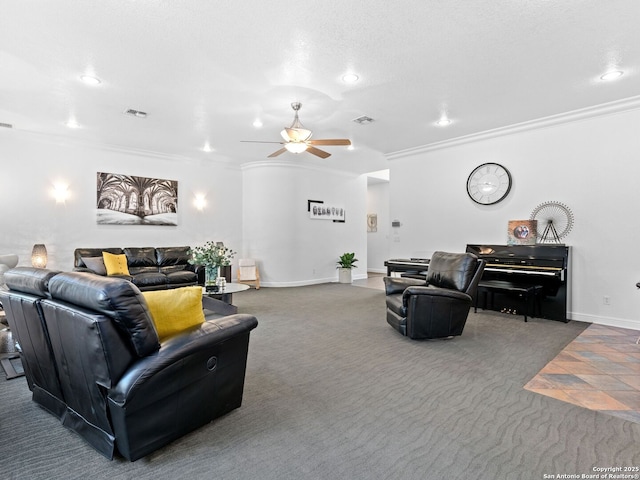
[507,220,537,245]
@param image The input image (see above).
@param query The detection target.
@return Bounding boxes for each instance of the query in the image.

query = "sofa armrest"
[107,313,258,460]
[108,314,258,404]
[403,286,472,304]
[383,276,426,295]
[187,264,205,285]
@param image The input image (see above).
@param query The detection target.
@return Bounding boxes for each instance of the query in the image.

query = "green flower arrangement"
[188,241,236,268]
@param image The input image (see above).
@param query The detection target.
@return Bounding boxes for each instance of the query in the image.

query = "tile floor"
[352,272,386,290]
[524,324,640,423]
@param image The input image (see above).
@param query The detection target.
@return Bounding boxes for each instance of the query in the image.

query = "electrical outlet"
[603,295,611,305]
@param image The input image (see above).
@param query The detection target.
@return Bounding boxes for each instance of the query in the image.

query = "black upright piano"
[466,244,570,322]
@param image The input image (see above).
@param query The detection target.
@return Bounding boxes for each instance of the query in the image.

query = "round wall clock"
[466,163,512,205]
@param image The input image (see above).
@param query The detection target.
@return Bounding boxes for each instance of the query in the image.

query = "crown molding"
[241,159,360,178]
[3,127,240,166]
[387,95,640,160]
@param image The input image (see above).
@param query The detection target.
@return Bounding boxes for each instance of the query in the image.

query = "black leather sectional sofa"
[73,246,203,291]
[0,267,258,461]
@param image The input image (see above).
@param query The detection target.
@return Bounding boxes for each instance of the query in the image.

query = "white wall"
[242,161,368,286]
[6,105,639,327]
[388,107,640,329]
[0,131,243,271]
[366,181,390,273]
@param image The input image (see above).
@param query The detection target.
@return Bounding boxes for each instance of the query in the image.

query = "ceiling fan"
[242,102,351,158]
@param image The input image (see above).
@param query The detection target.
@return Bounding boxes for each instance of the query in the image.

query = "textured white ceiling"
[1,1,639,174]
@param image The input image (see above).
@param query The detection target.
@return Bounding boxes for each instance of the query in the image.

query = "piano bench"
[474,280,543,322]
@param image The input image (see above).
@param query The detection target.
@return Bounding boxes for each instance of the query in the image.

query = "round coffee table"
[202,283,250,315]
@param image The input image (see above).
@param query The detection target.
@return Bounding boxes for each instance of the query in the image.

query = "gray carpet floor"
[1,283,639,479]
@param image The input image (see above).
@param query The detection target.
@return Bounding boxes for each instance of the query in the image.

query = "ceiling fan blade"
[307,139,351,146]
[307,146,331,159]
[268,148,287,158]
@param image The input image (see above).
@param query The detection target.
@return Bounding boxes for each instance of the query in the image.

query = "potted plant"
[336,252,358,284]
[188,241,236,290]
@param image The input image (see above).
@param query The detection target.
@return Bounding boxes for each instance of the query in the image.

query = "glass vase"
[204,265,219,291]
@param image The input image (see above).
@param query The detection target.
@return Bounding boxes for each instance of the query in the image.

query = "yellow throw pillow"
[102,252,131,276]
[142,286,205,342]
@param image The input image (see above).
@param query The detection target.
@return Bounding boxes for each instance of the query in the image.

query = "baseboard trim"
[260,273,369,288]
[569,312,640,331]
[367,268,387,274]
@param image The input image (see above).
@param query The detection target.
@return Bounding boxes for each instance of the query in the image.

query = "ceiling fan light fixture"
[284,142,308,154]
[282,127,312,142]
[243,102,350,159]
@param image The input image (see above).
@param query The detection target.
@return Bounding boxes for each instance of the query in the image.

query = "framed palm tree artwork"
[96,172,178,226]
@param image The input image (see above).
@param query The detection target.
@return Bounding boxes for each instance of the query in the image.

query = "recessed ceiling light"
[253,119,263,128]
[203,142,214,152]
[342,73,359,84]
[436,118,452,127]
[600,70,624,81]
[80,75,101,85]
[66,119,80,129]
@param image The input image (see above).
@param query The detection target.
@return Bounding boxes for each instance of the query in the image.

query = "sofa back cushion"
[156,246,191,274]
[4,266,60,297]
[47,272,160,357]
[426,251,479,292]
[124,247,159,275]
[74,248,123,269]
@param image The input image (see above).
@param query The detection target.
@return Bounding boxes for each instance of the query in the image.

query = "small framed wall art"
[309,200,345,221]
[367,214,377,232]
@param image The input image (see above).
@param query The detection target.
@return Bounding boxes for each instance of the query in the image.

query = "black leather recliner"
[0,267,66,418]
[384,251,486,339]
[1,267,258,461]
